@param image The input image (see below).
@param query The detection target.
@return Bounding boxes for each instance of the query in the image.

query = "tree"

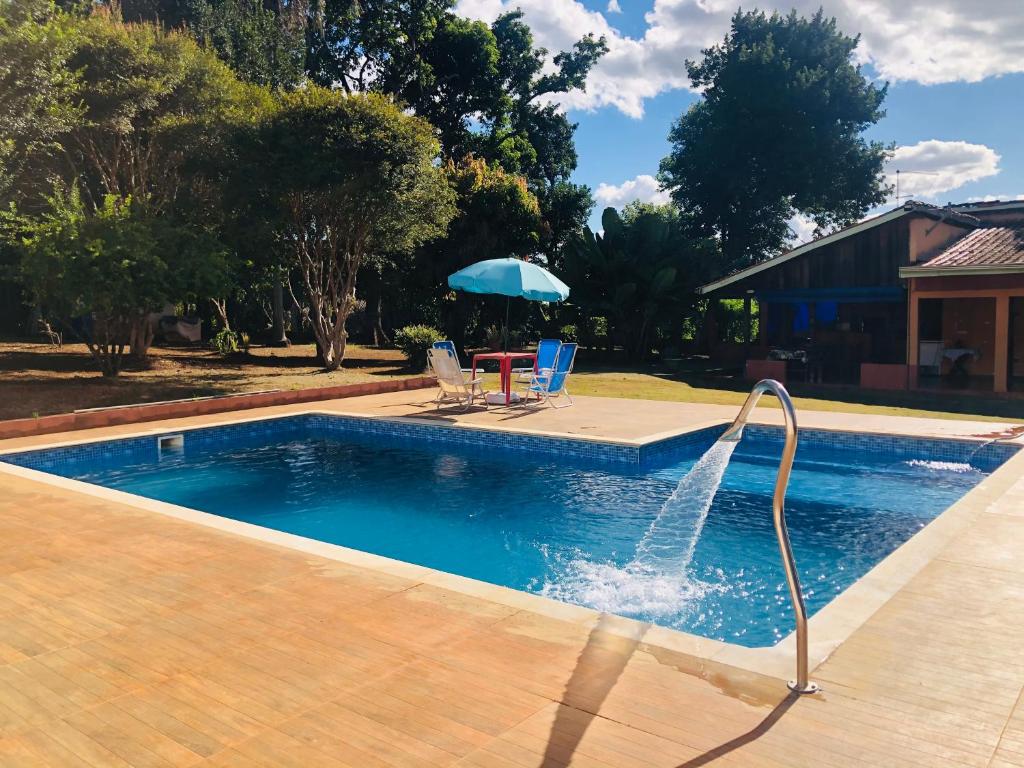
[658,9,890,266]
[0,0,81,208]
[1,7,263,361]
[23,10,265,217]
[305,2,604,254]
[560,204,717,361]
[186,0,306,90]
[418,156,542,353]
[14,189,229,376]
[228,87,455,370]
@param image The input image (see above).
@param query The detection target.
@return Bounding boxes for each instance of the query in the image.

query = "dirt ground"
[0,340,412,420]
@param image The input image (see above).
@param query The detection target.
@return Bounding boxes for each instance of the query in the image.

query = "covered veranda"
[902,226,1024,394]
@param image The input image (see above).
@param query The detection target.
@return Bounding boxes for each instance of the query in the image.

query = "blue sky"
[458,0,1024,233]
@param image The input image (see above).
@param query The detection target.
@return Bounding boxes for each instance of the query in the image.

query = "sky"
[456,0,1024,236]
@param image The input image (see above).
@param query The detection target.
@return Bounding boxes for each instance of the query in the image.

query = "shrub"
[395,324,444,370]
[559,324,579,344]
[211,327,240,355]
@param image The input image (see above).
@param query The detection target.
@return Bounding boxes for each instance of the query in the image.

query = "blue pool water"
[3,416,1013,647]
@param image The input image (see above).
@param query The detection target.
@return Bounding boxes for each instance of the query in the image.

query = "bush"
[395,324,444,370]
[211,327,240,355]
[559,324,579,344]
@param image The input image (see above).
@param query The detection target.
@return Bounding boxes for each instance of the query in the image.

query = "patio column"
[994,293,1010,393]
[743,296,752,356]
[907,291,919,388]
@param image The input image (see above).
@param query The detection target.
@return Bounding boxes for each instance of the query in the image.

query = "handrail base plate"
[788,680,820,694]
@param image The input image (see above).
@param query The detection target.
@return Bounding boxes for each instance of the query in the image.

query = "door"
[1011,298,1024,390]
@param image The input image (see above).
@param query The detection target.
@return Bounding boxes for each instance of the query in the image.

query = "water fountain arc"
[721,378,819,694]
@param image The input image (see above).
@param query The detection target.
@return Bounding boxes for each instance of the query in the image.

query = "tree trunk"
[128,313,155,360]
[85,315,128,377]
[210,298,231,333]
[315,323,348,371]
[369,293,389,346]
[270,273,290,347]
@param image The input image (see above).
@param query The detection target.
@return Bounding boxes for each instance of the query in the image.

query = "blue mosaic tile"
[740,424,1018,473]
[0,412,1017,475]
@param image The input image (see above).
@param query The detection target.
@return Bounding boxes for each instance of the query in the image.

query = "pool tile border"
[1,408,1016,474]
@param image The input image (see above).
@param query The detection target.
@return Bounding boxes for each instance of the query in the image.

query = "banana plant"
[560,204,717,360]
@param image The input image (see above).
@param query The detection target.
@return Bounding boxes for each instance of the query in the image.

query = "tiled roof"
[921,226,1024,269]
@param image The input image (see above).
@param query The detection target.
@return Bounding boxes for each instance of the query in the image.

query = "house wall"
[908,219,974,263]
[742,217,912,292]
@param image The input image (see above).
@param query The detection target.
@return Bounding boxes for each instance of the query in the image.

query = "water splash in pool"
[541,440,737,618]
[905,459,974,473]
[634,441,738,573]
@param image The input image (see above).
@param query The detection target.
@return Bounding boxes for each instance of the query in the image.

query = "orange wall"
[908,219,973,263]
[910,274,1024,293]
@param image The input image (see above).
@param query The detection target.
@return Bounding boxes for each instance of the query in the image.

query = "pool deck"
[0,391,1022,766]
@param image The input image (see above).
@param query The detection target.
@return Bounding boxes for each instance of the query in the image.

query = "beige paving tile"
[0,392,1019,766]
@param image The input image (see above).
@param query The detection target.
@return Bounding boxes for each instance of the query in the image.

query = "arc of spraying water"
[720,379,819,695]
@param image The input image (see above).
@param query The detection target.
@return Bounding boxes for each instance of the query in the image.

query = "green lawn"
[3,338,1020,424]
[480,361,1024,424]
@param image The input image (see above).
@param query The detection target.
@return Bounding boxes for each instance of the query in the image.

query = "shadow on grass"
[576,357,1024,422]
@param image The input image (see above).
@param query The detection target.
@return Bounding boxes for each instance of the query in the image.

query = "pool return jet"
[720,379,819,694]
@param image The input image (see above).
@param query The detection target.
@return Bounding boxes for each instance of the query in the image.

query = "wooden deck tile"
[0,394,1021,766]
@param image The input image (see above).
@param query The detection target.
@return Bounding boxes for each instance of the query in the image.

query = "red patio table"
[471,351,537,406]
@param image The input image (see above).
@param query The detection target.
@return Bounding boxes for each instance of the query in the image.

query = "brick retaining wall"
[0,376,437,440]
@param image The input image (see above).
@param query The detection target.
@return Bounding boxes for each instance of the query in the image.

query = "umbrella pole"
[504,297,510,353]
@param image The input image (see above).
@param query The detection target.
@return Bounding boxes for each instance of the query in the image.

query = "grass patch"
[1,339,1019,424]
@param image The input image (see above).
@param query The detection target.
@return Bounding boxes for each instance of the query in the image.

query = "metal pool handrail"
[720,379,819,694]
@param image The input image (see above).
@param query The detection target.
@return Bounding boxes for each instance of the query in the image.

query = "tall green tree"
[560,204,717,361]
[306,2,604,254]
[2,8,262,364]
[186,0,306,89]
[22,8,266,216]
[226,87,456,370]
[426,156,542,353]
[658,9,890,266]
[15,189,230,376]
[0,0,81,208]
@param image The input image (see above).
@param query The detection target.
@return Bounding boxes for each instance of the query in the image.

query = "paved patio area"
[0,392,1022,766]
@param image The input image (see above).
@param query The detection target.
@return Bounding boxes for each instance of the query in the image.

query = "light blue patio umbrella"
[447,257,570,351]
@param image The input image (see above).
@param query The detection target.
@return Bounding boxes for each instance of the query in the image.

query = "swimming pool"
[3,414,1016,648]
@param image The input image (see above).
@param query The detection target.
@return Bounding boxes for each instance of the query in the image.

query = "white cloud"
[966,194,1024,203]
[594,174,670,208]
[788,213,819,245]
[885,140,1001,200]
[606,0,621,13]
[455,0,1024,118]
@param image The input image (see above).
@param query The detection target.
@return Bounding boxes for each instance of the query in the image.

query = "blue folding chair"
[514,338,561,384]
[431,340,472,374]
[520,342,577,408]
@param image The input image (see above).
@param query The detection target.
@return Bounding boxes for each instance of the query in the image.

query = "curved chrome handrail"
[720,379,819,694]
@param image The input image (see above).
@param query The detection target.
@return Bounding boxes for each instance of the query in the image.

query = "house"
[697,199,1024,393]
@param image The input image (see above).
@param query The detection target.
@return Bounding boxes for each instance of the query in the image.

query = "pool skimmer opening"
[157,434,184,455]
